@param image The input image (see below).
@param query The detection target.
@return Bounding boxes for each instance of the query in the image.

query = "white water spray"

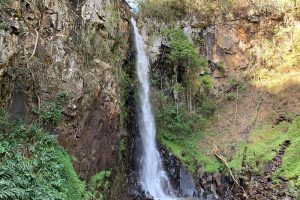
[131,18,175,199]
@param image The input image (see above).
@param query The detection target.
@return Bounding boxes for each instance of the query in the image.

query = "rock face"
[0,0,131,180]
[136,5,300,199]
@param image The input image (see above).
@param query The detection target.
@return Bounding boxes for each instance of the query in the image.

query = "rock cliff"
[137,2,300,199]
[0,0,131,180]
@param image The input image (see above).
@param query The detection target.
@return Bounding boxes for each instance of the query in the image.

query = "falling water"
[131,18,175,199]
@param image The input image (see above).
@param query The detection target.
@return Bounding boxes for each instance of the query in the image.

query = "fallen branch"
[213,146,247,196]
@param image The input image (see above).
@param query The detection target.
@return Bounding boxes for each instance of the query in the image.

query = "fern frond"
[0,187,28,200]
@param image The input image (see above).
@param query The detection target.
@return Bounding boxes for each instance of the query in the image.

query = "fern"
[0,170,12,180]
[0,109,88,200]
[0,188,28,200]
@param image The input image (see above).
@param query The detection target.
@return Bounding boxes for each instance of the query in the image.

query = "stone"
[197,166,206,179]
[191,15,210,28]
[213,172,222,186]
[207,174,213,182]
[216,34,237,54]
[249,15,261,23]
[0,0,131,182]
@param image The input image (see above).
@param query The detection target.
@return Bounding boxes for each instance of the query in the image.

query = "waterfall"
[131,18,175,199]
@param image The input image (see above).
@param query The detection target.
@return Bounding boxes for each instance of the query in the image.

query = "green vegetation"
[261,26,300,70]
[0,108,87,200]
[138,0,188,22]
[275,117,300,187]
[104,4,121,38]
[138,0,235,22]
[163,28,208,111]
[229,117,300,188]
[74,15,128,92]
[89,170,111,200]
[0,108,115,199]
[32,92,67,125]
[0,0,8,6]
[138,0,298,23]
[149,28,218,173]
[153,91,219,173]
[57,151,87,200]
[229,123,289,173]
[118,138,126,160]
[251,23,300,90]
[0,22,8,30]
[120,70,131,127]
[75,25,111,66]
[164,28,206,70]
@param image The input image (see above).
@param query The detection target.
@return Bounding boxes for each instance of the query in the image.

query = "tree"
[164,28,207,112]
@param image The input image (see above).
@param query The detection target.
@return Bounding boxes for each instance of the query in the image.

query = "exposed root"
[27,29,39,62]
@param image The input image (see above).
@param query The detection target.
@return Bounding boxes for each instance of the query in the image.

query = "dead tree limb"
[213,146,247,195]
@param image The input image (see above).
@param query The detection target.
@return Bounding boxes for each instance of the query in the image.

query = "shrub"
[89,170,111,200]
[199,98,216,116]
[199,75,213,91]
[153,91,219,173]
[163,28,206,70]
[0,109,87,200]
[138,0,188,22]
[33,92,67,125]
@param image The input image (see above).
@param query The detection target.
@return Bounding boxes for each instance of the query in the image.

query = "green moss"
[247,125,288,172]
[158,129,220,174]
[229,117,300,189]
[56,150,86,200]
[229,142,247,172]
[230,123,289,172]
[274,117,300,188]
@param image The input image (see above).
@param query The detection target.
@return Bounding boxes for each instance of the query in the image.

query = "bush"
[0,109,87,200]
[199,98,216,116]
[32,92,67,125]
[89,170,111,200]
[199,75,213,91]
[153,92,219,173]
[163,28,206,70]
[138,0,188,22]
